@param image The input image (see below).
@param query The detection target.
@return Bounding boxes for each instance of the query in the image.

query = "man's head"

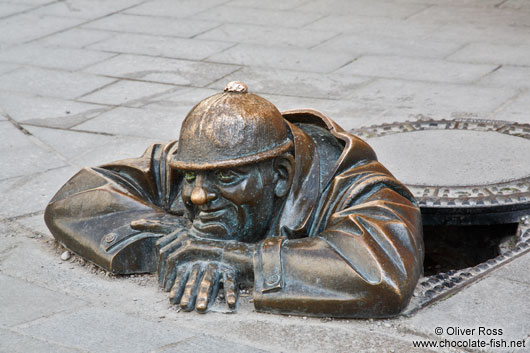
[169,82,295,242]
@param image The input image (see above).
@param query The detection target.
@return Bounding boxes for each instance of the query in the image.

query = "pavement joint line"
[65,106,119,129]
[74,78,120,100]
[7,325,92,353]
[200,42,239,63]
[79,46,244,67]
[292,0,318,11]
[23,0,152,46]
[71,72,211,90]
[189,23,224,40]
[307,31,343,50]
[495,0,510,8]
[486,89,529,119]
[78,26,234,43]
[190,0,238,18]
[148,334,201,353]
[325,66,506,87]
[0,165,72,188]
[75,52,121,72]
[5,210,44,222]
[1,106,31,135]
[0,0,58,21]
[329,57,358,73]
[203,66,244,88]
[403,4,433,21]
[22,123,116,137]
[296,12,329,29]
[79,31,119,50]
[469,64,503,85]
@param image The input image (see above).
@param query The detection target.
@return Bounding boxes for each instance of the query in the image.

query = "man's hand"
[130,214,187,235]
[168,261,238,313]
[156,232,256,313]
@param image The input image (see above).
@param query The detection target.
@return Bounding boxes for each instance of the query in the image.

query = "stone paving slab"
[0,274,86,327]
[0,2,31,18]
[448,42,530,67]
[77,79,176,107]
[83,53,239,87]
[315,33,460,59]
[408,5,530,27]
[0,92,110,129]
[0,67,115,100]
[0,13,83,44]
[124,0,227,19]
[0,122,67,180]
[208,66,371,99]
[75,106,189,141]
[17,308,196,353]
[24,125,160,167]
[0,329,86,353]
[306,15,442,40]
[0,166,78,218]
[477,66,530,91]
[37,28,115,49]
[195,6,324,28]
[346,78,517,123]
[34,0,145,20]
[196,23,337,49]
[298,0,427,19]
[207,44,353,73]
[84,13,219,39]
[88,33,234,61]
[429,23,530,46]
[492,252,530,287]
[335,55,498,84]
[228,0,309,11]
[493,91,530,125]
[0,44,115,71]
[0,61,18,75]
[158,335,271,353]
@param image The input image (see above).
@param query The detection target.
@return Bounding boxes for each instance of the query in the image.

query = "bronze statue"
[45,82,424,318]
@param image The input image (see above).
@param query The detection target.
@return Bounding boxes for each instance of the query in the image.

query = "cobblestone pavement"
[1,0,529,352]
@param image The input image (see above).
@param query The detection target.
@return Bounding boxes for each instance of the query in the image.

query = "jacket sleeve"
[44,141,187,274]
[253,162,424,318]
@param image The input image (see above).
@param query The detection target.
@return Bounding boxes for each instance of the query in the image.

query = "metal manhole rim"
[351,118,530,210]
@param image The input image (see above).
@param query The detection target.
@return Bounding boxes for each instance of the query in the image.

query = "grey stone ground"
[1,0,529,352]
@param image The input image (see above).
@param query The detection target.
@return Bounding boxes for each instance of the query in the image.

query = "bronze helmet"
[169,82,293,170]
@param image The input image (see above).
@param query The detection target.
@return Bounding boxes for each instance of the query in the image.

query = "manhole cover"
[352,119,530,315]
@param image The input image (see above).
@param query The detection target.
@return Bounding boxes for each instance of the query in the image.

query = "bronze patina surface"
[45,82,424,318]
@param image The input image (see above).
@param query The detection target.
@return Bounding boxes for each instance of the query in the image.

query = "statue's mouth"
[197,209,225,222]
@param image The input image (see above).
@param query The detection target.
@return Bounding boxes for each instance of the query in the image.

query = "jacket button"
[104,233,117,243]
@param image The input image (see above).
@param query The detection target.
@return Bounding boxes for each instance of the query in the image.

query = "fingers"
[169,265,189,305]
[180,263,202,311]
[158,231,189,286]
[196,263,220,314]
[156,229,184,250]
[130,219,176,234]
[223,269,238,310]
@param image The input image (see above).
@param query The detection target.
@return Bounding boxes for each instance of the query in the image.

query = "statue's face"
[180,161,277,242]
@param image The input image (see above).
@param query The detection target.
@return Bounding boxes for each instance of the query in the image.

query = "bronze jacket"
[45,109,424,318]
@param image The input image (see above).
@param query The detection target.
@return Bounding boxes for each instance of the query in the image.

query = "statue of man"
[45,82,424,318]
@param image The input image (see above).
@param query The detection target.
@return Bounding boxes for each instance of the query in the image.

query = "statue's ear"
[273,153,295,198]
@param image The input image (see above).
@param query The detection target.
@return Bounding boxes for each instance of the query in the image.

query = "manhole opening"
[423,223,519,276]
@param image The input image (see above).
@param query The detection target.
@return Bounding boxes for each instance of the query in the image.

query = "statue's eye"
[216,170,236,183]
[184,171,196,183]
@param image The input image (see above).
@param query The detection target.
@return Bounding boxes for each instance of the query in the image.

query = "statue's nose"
[190,186,216,205]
